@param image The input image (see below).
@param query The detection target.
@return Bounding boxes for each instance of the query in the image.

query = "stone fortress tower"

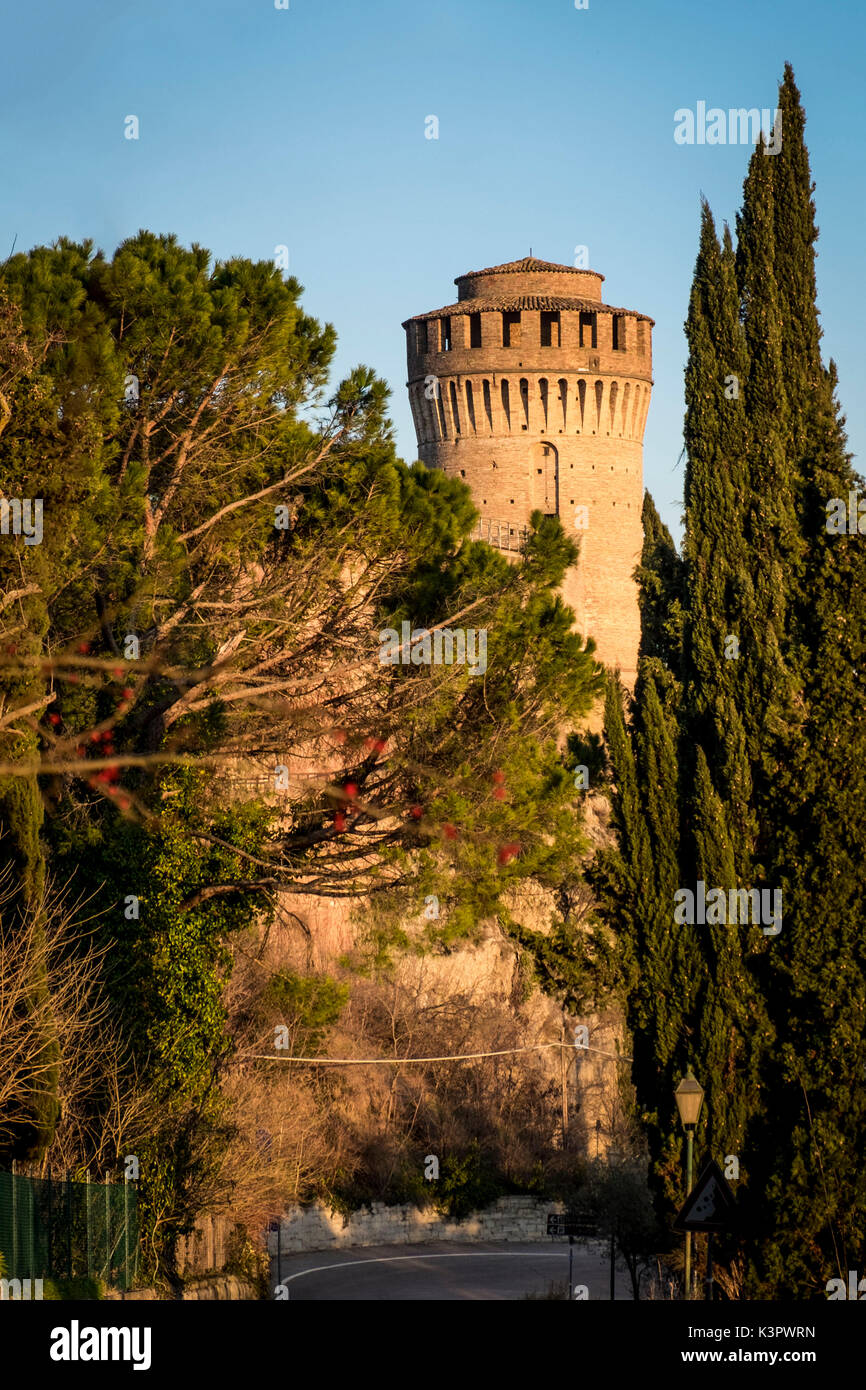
[402,257,653,687]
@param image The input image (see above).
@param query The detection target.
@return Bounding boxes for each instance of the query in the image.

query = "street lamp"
[675,1069,704,1300]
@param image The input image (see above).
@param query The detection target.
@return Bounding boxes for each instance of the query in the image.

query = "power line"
[245,1042,633,1065]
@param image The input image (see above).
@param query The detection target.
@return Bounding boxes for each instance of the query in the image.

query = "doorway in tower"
[533,440,559,517]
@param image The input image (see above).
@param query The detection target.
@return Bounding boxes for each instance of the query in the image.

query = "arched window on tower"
[533,441,559,517]
[501,379,511,429]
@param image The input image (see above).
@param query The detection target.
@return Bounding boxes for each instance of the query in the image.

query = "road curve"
[271,1240,632,1300]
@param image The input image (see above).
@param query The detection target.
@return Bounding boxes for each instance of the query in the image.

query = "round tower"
[402,256,653,688]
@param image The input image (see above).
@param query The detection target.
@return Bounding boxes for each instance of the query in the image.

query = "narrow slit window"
[483,379,493,429]
[558,378,568,430]
[470,313,482,348]
[466,380,477,432]
[449,380,461,433]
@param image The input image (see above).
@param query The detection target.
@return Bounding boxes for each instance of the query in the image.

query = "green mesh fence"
[0,1170,138,1289]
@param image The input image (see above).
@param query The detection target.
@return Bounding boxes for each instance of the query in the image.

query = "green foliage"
[598,66,866,1297]
[433,1142,506,1221]
[49,767,274,1276]
[0,224,601,1277]
[583,1158,668,1300]
[262,970,349,1055]
[41,1277,105,1301]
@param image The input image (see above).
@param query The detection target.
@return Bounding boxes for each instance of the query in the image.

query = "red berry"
[90,732,101,742]
[374,738,387,753]
[78,642,90,654]
[48,713,61,726]
[409,805,424,820]
[498,842,521,865]
[493,787,506,800]
[334,811,346,831]
[492,770,506,785]
[343,782,358,799]
[122,688,134,699]
[443,823,458,840]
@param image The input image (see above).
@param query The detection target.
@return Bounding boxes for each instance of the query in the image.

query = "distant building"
[403,256,653,687]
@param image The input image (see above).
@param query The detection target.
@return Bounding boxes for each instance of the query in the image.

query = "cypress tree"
[598,66,865,1295]
[745,68,866,1296]
[594,498,698,1217]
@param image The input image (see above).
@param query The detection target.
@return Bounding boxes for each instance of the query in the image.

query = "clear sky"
[4,0,864,539]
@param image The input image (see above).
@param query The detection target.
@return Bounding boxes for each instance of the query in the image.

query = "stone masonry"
[269,1196,573,1257]
[403,257,654,688]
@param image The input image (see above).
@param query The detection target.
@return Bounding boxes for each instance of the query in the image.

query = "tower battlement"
[402,256,653,687]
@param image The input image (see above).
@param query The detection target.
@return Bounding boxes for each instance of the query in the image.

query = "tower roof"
[455,256,604,285]
[402,293,654,326]
[401,255,653,328]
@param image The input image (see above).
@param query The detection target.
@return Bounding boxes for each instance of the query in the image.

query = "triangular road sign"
[675,1159,736,1233]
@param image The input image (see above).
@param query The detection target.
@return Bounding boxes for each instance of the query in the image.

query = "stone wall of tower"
[403,260,653,688]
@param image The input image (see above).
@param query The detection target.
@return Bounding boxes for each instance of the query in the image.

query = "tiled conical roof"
[455,256,604,283]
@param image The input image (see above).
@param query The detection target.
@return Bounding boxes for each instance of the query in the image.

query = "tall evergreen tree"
[599,67,866,1295]
[746,67,866,1296]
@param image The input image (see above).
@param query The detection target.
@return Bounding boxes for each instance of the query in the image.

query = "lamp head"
[675,1069,704,1130]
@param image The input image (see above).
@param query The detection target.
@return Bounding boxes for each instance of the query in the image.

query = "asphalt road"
[272,1240,633,1300]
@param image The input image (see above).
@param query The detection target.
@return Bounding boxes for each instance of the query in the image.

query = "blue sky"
[4,0,864,538]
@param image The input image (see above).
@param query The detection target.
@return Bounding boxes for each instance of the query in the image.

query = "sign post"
[674,1159,736,1300]
[547,1211,596,1300]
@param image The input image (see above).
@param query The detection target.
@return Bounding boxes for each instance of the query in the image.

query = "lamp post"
[674,1069,704,1300]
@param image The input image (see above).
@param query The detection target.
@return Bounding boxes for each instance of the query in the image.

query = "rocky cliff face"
[252,781,627,1161]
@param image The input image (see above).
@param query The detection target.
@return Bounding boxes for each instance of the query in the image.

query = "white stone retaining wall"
[269,1196,570,1254]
